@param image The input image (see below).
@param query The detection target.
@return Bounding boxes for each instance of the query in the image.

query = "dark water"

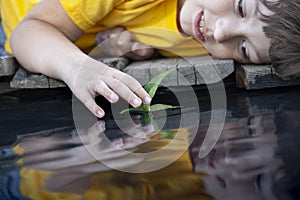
[0,84,299,200]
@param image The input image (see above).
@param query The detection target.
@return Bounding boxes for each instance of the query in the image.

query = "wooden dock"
[236,64,300,90]
[0,55,299,90]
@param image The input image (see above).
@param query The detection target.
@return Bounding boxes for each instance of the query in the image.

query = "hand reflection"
[15,114,190,196]
[19,119,152,172]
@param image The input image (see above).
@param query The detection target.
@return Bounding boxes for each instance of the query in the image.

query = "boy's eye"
[241,40,248,59]
[238,0,245,17]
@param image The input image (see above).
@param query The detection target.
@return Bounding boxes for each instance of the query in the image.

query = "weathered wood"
[4,55,300,90]
[10,67,50,88]
[0,82,17,94]
[9,57,128,89]
[48,78,67,88]
[236,64,300,90]
[177,63,196,86]
[97,57,129,71]
[124,55,235,87]
[7,55,234,88]
[150,64,178,86]
[123,61,151,86]
[185,56,234,85]
[0,56,19,76]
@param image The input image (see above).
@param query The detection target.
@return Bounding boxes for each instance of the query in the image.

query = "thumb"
[131,42,154,58]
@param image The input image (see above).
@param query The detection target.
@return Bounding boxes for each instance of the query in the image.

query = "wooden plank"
[123,61,151,86]
[97,57,129,71]
[9,57,129,89]
[10,68,66,88]
[7,56,234,89]
[125,55,234,86]
[236,64,300,90]
[150,64,178,87]
[177,63,196,86]
[0,82,18,94]
[48,78,67,88]
[10,67,50,88]
[0,56,19,76]
[192,57,234,85]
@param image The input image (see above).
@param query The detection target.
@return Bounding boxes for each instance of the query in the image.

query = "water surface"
[0,85,299,200]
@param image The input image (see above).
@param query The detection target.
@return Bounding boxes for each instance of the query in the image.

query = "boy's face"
[179,0,273,64]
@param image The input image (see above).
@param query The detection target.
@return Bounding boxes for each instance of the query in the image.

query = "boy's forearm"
[10,19,86,87]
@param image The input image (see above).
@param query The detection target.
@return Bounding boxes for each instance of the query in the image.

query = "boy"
[0,0,295,117]
[98,0,300,79]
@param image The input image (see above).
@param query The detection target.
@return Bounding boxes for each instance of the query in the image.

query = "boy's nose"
[214,18,240,43]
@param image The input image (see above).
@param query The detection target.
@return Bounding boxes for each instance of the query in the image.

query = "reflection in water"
[0,87,300,200]
[191,114,282,200]
[0,115,208,199]
[193,106,300,200]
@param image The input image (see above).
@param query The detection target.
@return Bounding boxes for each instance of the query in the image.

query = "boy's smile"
[178,0,273,64]
[194,11,206,42]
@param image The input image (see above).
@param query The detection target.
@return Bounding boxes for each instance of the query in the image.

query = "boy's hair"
[262,0,300,77]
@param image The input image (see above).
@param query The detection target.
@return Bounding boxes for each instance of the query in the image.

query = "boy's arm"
[10,0,151,118]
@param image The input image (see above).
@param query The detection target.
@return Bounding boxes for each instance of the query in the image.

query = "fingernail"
[143,96,151,104]
[97,110,104,118]
[108,93,119,102]
[97,121,105,130]
[136,49,147,56]
[112,138,124,148]
[132,98,141,107]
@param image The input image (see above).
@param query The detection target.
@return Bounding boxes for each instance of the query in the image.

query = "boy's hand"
[69,58,151,118]
[95,27,155,61]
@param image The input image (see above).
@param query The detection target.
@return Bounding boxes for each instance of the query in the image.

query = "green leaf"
[119,106,146,114]
[158,130,177,140]
[144,67,177,98]
[141,112,153,126]
[119,108,139,115]
[120,67,177,114]
[150,104,181,112]
[142,104,151,112]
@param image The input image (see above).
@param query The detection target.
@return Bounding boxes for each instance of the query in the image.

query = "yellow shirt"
[13,129,211,200]
[1,0,207,56]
